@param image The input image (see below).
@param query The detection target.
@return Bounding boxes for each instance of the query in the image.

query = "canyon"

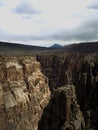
[0,52,98,130]
[37,52,98,130]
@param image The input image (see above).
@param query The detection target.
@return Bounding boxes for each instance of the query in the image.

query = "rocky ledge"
[0,56,50,130]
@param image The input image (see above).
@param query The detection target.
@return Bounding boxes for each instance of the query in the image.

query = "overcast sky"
[0,0,98,47]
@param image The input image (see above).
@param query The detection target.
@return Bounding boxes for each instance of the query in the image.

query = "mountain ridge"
[0,41,47,55]
[0,41,98,54]
[64,41,98,52]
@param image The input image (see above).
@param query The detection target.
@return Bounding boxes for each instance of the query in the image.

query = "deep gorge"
[37,53,98,130]
[0,53,98,130]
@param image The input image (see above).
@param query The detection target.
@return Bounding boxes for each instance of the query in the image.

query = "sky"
[0,0,98,47]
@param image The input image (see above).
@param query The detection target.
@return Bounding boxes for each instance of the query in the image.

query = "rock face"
[37,53,98,130]
[0,53,98,130]
[38,85,85,130]
[36,54,66,91]
[0,56,50,130]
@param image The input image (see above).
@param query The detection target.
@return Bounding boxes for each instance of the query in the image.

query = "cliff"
[36,54,66,91]
[37,53,98,130]
[38,85,85,130]
[0,52,98,130]
[0,56,50,130]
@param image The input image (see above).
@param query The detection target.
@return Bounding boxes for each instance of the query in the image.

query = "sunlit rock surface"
[0,56,50,130]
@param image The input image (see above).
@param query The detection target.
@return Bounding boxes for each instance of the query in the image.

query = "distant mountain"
[64,42,98,52]
[49,43,64,49]
[0,41,98,55]
[0,41,47,55]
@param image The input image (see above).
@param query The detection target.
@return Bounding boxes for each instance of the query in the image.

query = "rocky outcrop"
[37,53,98,130]
[0,52,98,130]
[0,56,50,130]
[36,54,67,91]
[38,85,85,130]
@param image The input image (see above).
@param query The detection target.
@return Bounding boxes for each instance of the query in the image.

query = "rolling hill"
[0,41,98,55]
[64,42,98,52]
[0,41,47,55]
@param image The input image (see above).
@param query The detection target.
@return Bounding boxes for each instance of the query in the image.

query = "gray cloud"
[43,16,98,43]
[0,2,4,6]
[1,17,98,44]
[88,5,98,9]
[88,1,98,9]
[0,14,98,45]
[0,28,44,42]
[13,0,40,15]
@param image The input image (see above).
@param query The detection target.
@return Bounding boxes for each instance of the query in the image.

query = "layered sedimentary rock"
[0,56,50,130]
[38,85,85,130]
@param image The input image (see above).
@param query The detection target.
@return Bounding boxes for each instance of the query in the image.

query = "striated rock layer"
[0,56,50,130]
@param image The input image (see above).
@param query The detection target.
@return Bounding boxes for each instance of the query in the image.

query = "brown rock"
[37,53,98,130]
[0,56,50,130]
[38,85,85,130]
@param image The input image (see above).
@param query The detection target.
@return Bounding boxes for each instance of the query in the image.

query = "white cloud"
[0,0,98,46]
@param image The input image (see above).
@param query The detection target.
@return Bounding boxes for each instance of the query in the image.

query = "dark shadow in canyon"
[38,92,67,130]
[36,54,67,92]
[37,85,86,130]
[37,53,98,130]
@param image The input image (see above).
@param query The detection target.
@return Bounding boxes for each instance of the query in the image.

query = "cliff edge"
[0,56,50,130]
